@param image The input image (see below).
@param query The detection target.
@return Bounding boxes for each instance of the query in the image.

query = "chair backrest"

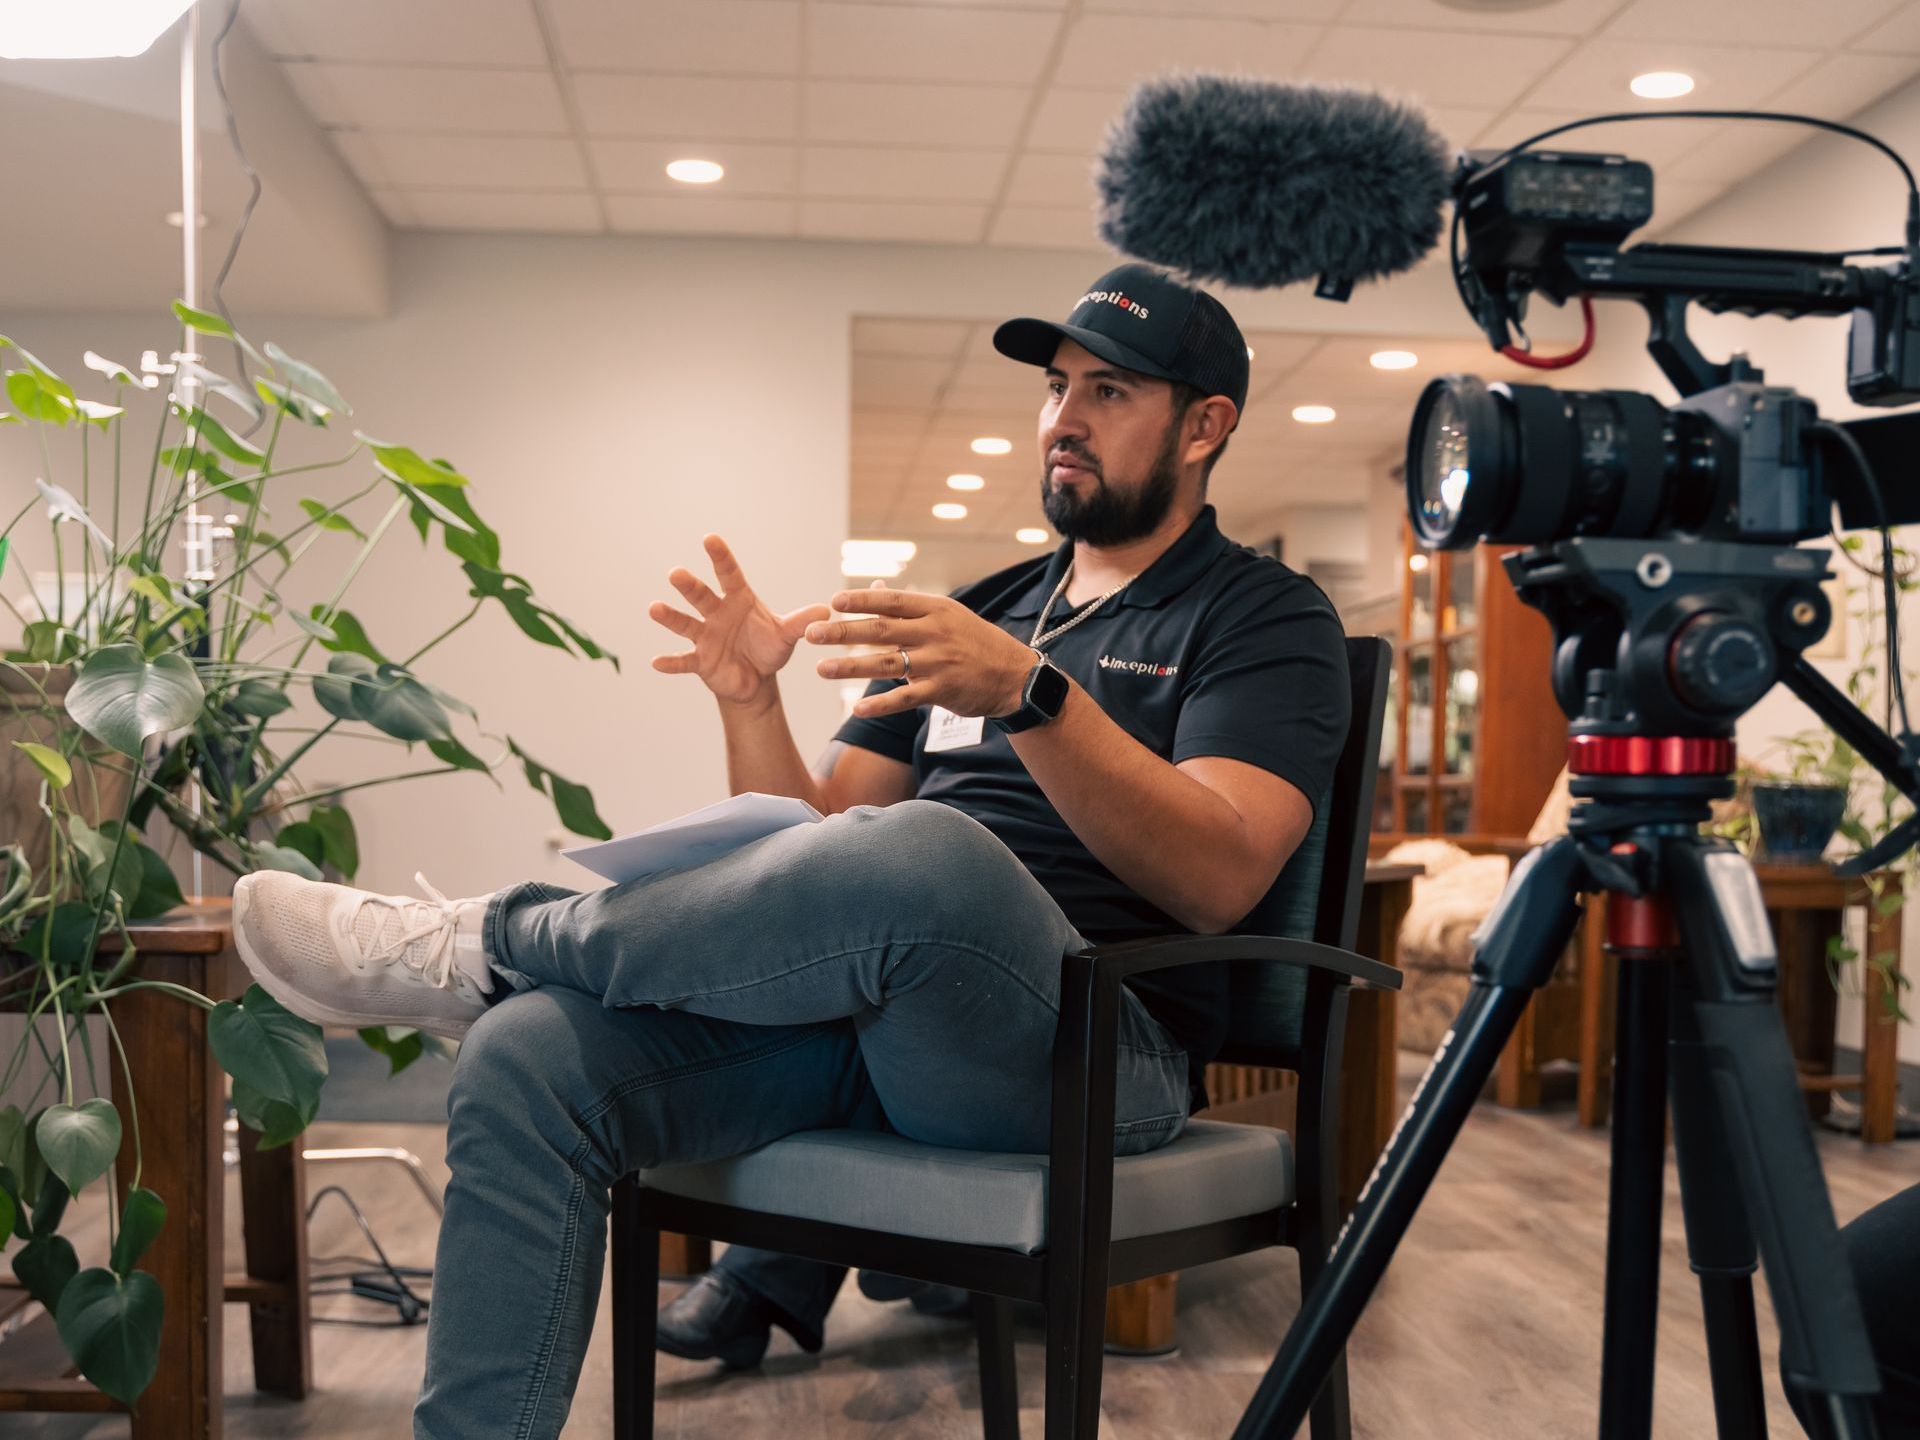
[1217,634,1393,1068]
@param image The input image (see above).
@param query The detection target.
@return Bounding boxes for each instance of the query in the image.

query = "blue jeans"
[413,800,1193,1439]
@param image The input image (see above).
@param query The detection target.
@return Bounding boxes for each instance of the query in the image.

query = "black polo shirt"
[833,506,1349,1106]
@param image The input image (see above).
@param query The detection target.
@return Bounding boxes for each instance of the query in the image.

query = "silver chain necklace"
[1029,561,1137,650]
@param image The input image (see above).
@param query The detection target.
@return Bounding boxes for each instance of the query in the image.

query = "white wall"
[3,228,1486,905]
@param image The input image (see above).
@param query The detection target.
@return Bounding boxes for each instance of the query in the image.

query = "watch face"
[1031,660,1070,717]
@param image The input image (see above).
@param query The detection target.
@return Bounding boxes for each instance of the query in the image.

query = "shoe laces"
[348,871,477,994]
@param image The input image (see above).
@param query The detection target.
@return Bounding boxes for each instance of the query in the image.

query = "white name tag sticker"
[925,706,986,753]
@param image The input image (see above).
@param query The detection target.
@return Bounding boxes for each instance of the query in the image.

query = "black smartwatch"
[991,655,1070,735]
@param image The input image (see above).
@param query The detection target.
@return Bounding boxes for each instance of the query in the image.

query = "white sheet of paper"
[925,706,986,752]
[560,791,824,885]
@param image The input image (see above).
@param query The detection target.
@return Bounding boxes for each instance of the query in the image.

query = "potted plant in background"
[0,304,614,1406]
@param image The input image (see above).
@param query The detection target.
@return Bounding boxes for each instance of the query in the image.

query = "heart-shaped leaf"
[35,1101,121,1196]
[307,804,359,879]
[14,1234,78,1311]
[83,351,145,387]
[124,839,184,921]
[249,843,322,880]
[12,741,71,790]
[56,1267,164,1408]
[68,817,142,911]
[171,404,263,465]
[110,1188,165,1277]
[510,740,611,840]
[231,1076,315,1150]
[298,498,364,538]
[354,665,453,743]
[359,433,464,489]
[310,607,386,663]
[254,375,331,426]
[311,652,371,721]
[226,678,291,719]
[0,1187,14,1250]
[357,1025,425,1077]
[271,821,325,870]
[0,1107,26,1187]
[428,736,494,776]
[19,903,102,974]
[36,479,111,550]
[265,342,347,415]
[209,985,327,1111]
[6,370,74,425]
[65,645,205,758]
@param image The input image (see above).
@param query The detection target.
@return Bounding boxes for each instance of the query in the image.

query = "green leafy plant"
[0,305,613,1402]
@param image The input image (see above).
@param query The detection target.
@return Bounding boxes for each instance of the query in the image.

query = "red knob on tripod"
[1568,733,1735,777]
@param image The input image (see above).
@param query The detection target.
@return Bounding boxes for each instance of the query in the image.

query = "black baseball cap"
[993,263,1249,412]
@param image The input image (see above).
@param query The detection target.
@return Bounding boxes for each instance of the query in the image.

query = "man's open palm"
[648,535,830,705]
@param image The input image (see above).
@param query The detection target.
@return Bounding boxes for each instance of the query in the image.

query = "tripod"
[1233,536,1901,1440]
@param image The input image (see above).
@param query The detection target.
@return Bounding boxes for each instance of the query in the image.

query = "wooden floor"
[11,1058,1918,1439]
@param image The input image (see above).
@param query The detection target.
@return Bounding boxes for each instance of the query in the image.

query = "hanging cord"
[306,1184,433,1327]
[1813,420,1912,740]
[209,0,265,435]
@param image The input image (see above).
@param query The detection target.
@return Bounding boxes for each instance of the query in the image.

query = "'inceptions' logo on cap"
[1076,289,1149,320]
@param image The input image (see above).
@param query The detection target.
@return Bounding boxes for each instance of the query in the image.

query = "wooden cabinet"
[1381,520,1566,838]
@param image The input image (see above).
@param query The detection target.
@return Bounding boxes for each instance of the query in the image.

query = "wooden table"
[0,901,311,1436]
[1576,864,1905,1144]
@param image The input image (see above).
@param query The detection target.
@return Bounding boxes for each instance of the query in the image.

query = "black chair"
[612,635,1399,1440]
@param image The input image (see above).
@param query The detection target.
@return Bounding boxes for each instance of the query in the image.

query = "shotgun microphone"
[1094,74,1454,299]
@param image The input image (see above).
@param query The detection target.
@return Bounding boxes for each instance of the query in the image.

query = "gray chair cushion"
[636,1119,1292,1256]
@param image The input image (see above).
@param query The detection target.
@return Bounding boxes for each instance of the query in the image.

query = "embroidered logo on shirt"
[1098,653,1179,677]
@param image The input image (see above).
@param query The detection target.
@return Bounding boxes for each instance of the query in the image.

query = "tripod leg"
[1598,947,1671,1440]
[1232,839,1589,1440]
[1668,981,1767,1440]
[1663,842,1882,1440]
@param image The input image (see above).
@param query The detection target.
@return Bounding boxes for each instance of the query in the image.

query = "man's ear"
[1186,396,1239,463]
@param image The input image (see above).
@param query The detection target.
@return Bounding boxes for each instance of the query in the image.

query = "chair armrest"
[1073,933,1402,992]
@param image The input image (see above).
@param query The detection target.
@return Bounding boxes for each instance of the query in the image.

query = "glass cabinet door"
[1443,635,1478,778]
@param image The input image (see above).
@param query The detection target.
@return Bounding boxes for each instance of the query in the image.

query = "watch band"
[992,656,1069,735]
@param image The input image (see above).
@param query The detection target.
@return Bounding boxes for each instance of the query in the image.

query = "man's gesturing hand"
[806,586,1042,720]
[648,535,829,707]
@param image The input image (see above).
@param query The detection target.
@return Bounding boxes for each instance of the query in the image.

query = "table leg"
[112,952,223,1440]
[1104,1272,1177,1354]
[658,1233,710,1279]
[236,1125,312,1396]
[1862,901,1902,1145]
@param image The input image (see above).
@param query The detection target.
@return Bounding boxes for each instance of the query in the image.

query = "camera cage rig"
[1433,110,1920,877]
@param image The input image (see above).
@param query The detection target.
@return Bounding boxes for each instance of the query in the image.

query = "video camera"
[1409,145,1920,552]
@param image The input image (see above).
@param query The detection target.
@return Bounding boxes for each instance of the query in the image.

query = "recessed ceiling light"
[0,0,196,57]
[841,539,917,578]
[1630,71,1694,100]
[970,436,1012,456]
[1370,349,1418,370]
[932,502,968,520]
[1292,405,1337,424]
[1015,528,1049,545]
[665,158,725,185]
[946,473,985,491]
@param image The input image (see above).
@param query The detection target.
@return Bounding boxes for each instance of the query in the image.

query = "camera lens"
[1406,376,1685,548]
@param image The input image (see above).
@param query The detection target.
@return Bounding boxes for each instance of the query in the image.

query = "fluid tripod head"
[1402,128,1920,874]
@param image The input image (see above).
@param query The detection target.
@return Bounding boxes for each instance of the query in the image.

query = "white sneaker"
[231,869,498,1038]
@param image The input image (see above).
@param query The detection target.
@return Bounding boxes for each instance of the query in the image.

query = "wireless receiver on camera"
[1097,73,1917,1440]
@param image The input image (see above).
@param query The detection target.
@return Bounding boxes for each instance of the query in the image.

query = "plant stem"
[278,764,466,809]
[85,978,216,1009]
[403,600,482,667]
[102,1007,141,1190]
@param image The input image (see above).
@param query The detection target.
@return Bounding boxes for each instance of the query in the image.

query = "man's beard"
[1039,419,1181,547]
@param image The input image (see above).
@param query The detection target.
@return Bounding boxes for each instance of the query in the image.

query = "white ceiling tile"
[853,354,952,408]
[592,140,799,194]
[852,319,971,359]
[367,189,416,226]
[1520,41,1820,112]
[1422,106,1504,149]
[805,82,1029,147]
[1027,89,1129,154]
[944,383,1043,414]
[1084,0,1344,17]
[401,190,603,232]
[241,0,545,65]
[802,200,987,242]
[341,134,589,189]
[802,147,1007,202]
[1851,1,1920,53]
[1641,178,1731,235]
[988,205,1105,249]
[1058,14,1323,90]
[1601,0,1903,48]
[1760,52,1920,120]
[283,63,568,134]
[604,194,798,236]
[572,75,799,141]
[1303,28,1576,110]
[548,0,802,75]
[1334,0,1619,34]
[808,4,1065,84]
[1001,152,1097,208]
[1662,124,1802,186]
[329,131,392,189]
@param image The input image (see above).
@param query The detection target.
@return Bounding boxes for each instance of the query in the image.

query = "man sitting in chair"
[230,263,1350,1439]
